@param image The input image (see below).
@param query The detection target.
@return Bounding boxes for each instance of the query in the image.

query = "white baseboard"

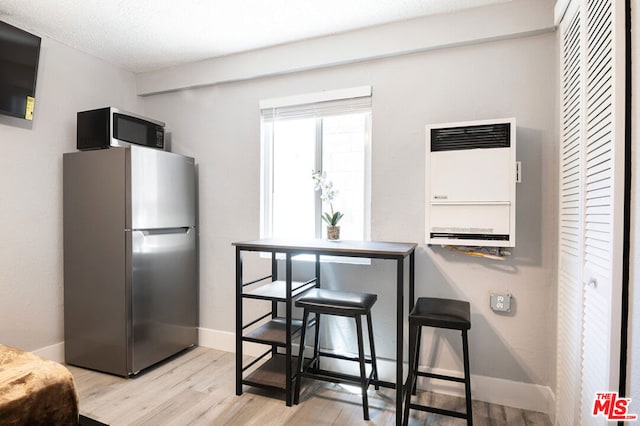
[33,342,65,364]
[470,374,554,415]
[199,326,268,357]
[198,327,555,417]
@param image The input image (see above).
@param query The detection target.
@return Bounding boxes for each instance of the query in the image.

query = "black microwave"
[77,107,165,151]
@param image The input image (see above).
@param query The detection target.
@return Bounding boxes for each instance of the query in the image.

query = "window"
[260,87,371,241]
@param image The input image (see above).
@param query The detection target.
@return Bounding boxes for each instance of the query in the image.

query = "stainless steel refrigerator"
[63,145,197,376]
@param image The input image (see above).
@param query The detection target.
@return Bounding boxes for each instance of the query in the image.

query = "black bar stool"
[294,288,379,420]
[403,297,472,425]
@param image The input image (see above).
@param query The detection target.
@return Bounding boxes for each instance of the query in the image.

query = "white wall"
[142,30,557,412]
[136,0,553,95]
[0,35,141,357]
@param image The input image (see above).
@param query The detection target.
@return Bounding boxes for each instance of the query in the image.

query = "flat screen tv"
[0,21,41,121]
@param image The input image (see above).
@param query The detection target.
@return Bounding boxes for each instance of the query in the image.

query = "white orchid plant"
[311,170,344,227]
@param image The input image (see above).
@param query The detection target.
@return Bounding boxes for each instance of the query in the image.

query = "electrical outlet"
[490,293,512,312]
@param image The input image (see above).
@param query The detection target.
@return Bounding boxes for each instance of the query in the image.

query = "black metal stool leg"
[462,329,473,425]
[312,312,321,370]
[294,309,310,404]
[355,315,370,420]
[412,325,421,395]
[366,311,379,390]
[403,321,419,426]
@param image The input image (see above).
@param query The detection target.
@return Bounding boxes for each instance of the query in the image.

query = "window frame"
[259,87,372,251]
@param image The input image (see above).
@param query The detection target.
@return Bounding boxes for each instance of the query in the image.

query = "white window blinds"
[260,86,372,120]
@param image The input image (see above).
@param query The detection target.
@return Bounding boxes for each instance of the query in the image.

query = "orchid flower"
[311,170,344,226]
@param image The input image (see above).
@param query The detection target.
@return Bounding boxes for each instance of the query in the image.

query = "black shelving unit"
[235,249,318,406]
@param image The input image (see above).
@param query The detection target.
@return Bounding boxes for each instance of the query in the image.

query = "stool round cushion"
[295,288,377,316]
[409,297,471,330]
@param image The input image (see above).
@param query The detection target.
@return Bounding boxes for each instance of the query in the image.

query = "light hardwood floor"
[68,346,551,425]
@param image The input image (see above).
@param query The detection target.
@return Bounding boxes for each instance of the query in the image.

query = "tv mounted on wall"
[0,20,41,121]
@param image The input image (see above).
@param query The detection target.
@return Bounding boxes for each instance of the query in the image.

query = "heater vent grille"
[431,123,511,152]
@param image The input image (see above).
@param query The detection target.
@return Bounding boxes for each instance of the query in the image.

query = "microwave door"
[114,111,165,149]
[115,114,148,147]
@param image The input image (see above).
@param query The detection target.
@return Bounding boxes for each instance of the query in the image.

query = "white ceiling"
[0,0,507,73]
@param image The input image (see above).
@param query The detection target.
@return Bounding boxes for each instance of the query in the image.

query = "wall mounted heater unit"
[426,118,516,247]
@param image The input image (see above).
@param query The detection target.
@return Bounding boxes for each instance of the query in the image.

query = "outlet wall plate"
[490,293,512,312]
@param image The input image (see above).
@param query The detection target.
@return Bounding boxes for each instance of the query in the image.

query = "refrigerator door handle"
[131,227,193,236]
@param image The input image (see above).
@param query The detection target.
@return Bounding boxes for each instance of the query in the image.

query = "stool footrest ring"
[408,402,469,420]
[317,350,375,364]
[415,370,466,383]
[302,367,375,387]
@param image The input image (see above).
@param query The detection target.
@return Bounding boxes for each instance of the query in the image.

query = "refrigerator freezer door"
[129,145,196,229]
[130,228,197,373]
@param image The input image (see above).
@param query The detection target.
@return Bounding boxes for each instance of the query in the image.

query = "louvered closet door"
[556,1,583,424]
[580,0,625,424]
[556,0,626,425]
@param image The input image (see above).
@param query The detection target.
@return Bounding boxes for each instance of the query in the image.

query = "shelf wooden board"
[244,354,302,390]
[244,318,303,346]
[243,280,314,301]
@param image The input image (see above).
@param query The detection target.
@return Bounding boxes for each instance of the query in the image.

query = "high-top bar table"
[234,238,416,425]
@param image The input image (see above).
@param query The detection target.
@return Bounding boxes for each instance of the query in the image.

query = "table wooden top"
[233,238,417,258]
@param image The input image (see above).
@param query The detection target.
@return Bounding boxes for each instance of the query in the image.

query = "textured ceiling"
[0,0,507,73]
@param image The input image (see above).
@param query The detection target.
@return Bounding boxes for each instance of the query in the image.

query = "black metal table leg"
[235,247,243,396]
[409,251,415,311]
[396,257,404,425]
[285,253,293,406]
